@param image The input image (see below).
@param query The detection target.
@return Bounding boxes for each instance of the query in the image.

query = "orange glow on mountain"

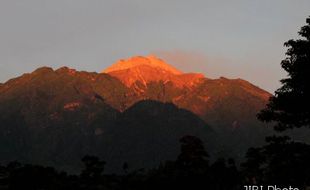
[102,55,183,75]
[102,55,205,88]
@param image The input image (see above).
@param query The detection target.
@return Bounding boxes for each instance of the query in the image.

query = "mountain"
[0,55,280,172]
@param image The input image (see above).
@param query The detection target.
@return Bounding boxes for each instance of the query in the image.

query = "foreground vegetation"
[1,135,310,190]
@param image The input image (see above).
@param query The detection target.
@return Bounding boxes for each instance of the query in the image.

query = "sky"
[0,0,309,93]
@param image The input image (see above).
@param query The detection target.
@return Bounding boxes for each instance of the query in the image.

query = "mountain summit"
[103,55,182,75]
[102,55,204,88]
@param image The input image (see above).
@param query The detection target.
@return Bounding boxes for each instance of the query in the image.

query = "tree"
[258,16,310,131]
[242,136,310,187]
[122,162,129,174]
[80,155,105,181]
[243,16,310,187]
[176,135,209,171]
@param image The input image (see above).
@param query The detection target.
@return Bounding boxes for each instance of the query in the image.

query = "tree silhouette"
[242,136,310,187]
[243,16,310,188]
[8,165,65,190]
[80,155,105,182]
[176,135,209,174]
[122,162,129,174]
[258,16,310,131]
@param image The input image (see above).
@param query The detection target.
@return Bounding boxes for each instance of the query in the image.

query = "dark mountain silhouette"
[96,100,217,173]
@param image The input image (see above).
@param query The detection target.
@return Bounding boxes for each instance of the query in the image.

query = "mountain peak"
[102,55,183,75]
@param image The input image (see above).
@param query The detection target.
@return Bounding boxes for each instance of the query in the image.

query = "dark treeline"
[1,135,310,190]
[0,135,239,190]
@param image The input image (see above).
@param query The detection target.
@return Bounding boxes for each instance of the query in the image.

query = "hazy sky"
[0,0,309,93]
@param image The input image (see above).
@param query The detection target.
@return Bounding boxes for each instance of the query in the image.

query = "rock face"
[0,56,277,172]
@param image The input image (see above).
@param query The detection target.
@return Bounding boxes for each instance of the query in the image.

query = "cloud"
[152,49,236,79]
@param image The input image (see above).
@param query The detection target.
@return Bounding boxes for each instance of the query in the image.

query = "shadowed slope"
[96,100,217,173]
[0,67,122,170]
